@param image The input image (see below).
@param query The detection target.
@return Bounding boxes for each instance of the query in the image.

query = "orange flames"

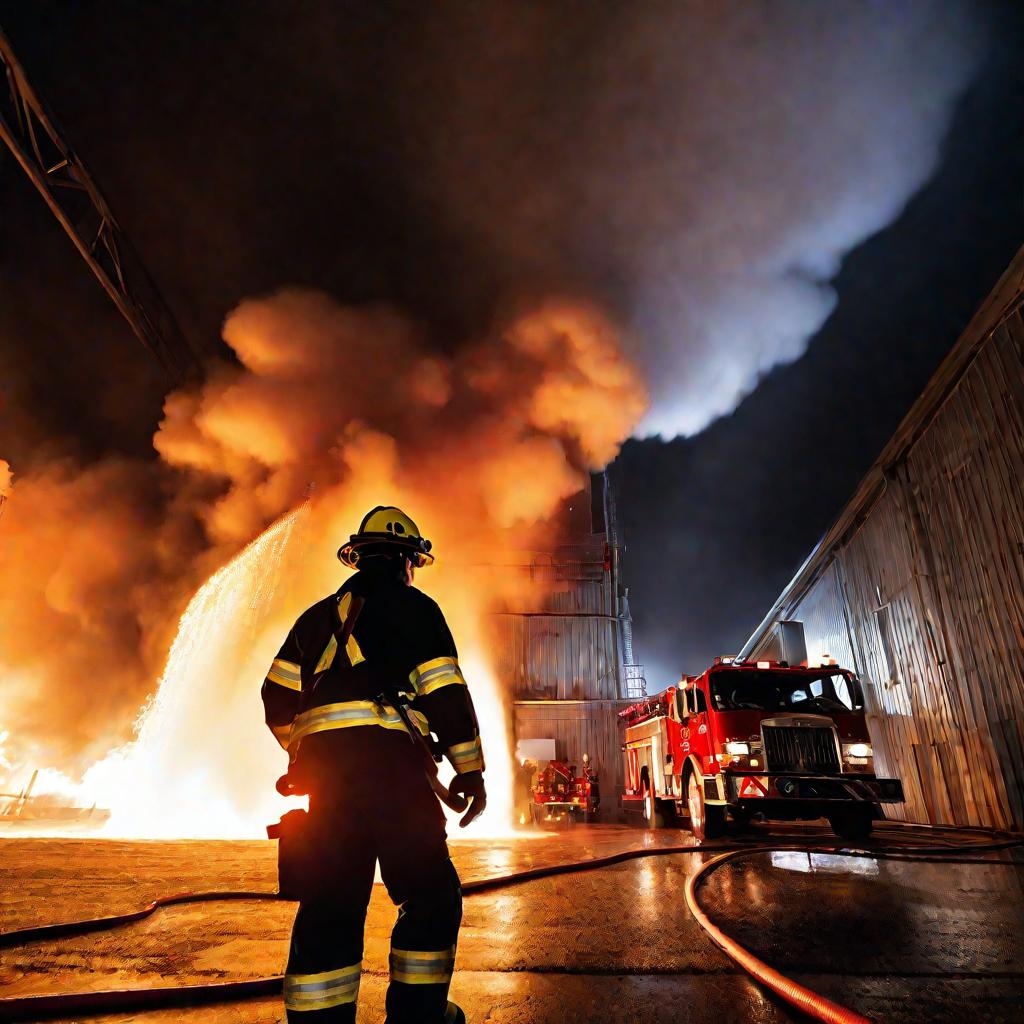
[0,291,646,837]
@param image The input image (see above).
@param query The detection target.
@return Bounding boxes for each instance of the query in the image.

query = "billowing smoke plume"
[0,458,214,773]
[0,294,645,784]
[387,1,982,436]
[157,293,643,545]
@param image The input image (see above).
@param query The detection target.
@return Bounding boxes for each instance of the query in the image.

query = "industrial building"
[742,247,1024,829]
[497,473,644,810]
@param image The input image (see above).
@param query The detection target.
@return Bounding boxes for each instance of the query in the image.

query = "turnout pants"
[283,786,462,1024]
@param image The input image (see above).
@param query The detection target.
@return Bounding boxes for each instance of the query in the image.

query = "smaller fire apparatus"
[621,658,904,841]
[530,760,598,824]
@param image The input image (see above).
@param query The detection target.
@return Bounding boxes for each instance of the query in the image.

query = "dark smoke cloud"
[1,1,983,453]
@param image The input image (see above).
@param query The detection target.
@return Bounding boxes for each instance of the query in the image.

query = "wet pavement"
[1,824,1022,1022]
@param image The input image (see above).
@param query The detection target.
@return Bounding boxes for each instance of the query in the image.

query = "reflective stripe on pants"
[390,945,456,985]
[284,962,361,1013]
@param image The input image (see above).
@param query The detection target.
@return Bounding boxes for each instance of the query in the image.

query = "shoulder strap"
[334,590,365,648]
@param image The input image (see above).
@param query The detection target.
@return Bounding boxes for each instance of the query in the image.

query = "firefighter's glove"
[449,770,487,828]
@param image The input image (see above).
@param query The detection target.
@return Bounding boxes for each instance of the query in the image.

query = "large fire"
[85,506,519,838]
[0,291,646,837]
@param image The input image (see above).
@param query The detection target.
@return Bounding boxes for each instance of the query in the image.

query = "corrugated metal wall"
[498,477,628,810]
[495,540,622,701]
[775,303,1024,828]
[494,614,621,701]
[791,563,859,674]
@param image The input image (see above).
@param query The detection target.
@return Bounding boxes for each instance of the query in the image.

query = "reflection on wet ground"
[1,825,1021,1023]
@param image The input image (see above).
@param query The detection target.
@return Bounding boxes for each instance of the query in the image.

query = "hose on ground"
[0,822,1020,1023]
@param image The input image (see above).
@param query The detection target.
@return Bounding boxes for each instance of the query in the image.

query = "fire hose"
[0,821,1020,1023]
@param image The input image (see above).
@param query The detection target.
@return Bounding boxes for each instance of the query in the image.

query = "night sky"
[613,10,1024,684]
[2,2,1022,688]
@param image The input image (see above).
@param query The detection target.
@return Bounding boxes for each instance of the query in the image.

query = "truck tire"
[687,771,725,842]
[828,806,874,842]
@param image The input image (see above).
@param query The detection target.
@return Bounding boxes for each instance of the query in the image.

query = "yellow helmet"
[337,505,435,569]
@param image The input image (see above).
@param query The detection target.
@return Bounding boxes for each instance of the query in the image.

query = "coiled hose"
[0,821,1020,1023]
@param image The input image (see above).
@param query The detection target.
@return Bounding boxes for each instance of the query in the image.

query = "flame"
[68,505,515,838]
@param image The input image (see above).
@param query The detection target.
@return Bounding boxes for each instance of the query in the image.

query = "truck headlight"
[724,741,750,757]
[844,742,872,759]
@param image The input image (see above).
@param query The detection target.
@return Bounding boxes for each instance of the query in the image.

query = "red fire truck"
[621,658,904,841]
[530,760,598,824]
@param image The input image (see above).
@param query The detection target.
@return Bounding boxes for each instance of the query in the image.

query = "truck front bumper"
[722,772,905,804]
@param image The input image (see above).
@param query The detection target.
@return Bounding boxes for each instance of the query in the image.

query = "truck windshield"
[710,671,864,714]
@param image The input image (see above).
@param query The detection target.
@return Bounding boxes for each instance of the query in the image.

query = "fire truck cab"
[621,658,905,841]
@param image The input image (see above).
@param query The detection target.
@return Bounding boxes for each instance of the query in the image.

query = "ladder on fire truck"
[0,27,200,382]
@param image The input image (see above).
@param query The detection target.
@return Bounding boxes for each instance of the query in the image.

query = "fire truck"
[620,658,904,841]
[530,760,598,824]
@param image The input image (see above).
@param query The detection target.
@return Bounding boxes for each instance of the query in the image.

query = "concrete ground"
[1,824,1022,1023]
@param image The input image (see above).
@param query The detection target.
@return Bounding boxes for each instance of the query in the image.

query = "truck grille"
[762,725,840,774]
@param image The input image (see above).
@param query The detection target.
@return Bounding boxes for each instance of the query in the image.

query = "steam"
[395,1,982,436]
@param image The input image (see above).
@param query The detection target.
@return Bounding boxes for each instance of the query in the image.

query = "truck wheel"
[828,806,874,842]
[687,772,725,842]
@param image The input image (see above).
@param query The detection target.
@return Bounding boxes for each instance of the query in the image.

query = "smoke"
[0,457,212,773]
[388,0,983,436]
[0,2,986,807]
[2,3,984,460]
[152,292,645,554]
[0,293,645,786]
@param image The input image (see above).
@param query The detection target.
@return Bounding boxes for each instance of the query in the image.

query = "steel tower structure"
[0,28,200,381]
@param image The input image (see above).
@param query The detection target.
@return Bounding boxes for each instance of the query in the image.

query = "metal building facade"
[741,249,1024,829]
[500,475,634,806]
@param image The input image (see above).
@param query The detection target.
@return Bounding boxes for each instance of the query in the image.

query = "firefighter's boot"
[384,861,463,1023]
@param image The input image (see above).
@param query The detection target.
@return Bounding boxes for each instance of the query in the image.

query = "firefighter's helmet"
[337,505,435,569]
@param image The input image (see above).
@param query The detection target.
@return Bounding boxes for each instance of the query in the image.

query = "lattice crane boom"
[0,27,201,381]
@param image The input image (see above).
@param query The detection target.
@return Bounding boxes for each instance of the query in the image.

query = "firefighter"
[262,506,486,1024]
[582,752,600,815]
